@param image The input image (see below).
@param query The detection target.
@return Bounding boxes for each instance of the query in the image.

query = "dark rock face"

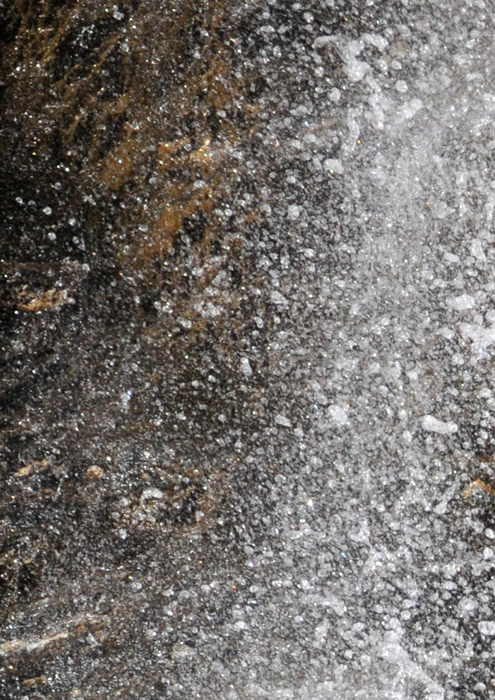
[0,2,270,469]
[0,2,278,697]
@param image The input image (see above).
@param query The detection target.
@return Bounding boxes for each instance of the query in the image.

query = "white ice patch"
[446,294,475,311]
[379,632,445,700]
[395,98,424,123]
[287,204,301,221]
[478,620,495,635]
[460,322,495,358]
[323,158,344,175]
[240,357,253,377]
[275,414,292,428]
[271,290,288,305]
[421,415,458,435]
[140,488,164,504]
[327,404,350,426]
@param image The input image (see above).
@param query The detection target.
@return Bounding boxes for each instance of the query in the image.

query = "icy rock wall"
[225,1,495,698]
[2,0,495,698]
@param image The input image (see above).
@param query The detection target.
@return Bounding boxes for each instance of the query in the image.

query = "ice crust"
[214,1,495,697]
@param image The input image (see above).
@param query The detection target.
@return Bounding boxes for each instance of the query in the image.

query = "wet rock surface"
[2,1,495,698]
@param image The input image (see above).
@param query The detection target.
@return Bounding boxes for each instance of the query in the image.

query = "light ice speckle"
[478,621,495,635]
[327,404,349,425]
[240,357,253,377]
[421,416,458,434]
[287,204,301,221]
[324,158,343,175]
[275,414,292,428]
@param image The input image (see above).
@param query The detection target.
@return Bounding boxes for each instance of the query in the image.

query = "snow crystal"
[471,238,486,260]
[313,36,333,49]
[344,57,370,83]
[396,98,424,122]
[112,6,125,20]
[120,390,133,410]
[170,642,195,661]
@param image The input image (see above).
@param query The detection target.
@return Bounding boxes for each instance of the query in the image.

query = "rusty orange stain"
[462,478,495,499]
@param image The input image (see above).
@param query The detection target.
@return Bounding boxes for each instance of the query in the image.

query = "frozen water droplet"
[240,357,253,377]
[478,621,495,635]
[171,642,195,661]
[324,158,343,175]
[447,294,475,311]
[140,488,164,504]
[120,390,133,411]
[327,404,349,425]
[421,415,458,434]
[287,204,301,221]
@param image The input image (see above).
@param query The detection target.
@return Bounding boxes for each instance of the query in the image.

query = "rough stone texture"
[0,2,276,697]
